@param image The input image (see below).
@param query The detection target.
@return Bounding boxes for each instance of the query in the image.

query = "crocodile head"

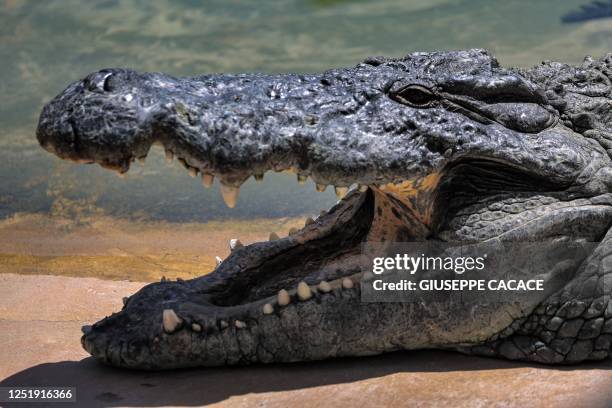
[37,49,612,368]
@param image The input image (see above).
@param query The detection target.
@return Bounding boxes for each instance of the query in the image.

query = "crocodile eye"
[391,85,437,107]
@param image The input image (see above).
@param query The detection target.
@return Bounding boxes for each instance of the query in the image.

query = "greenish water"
[0,0,610,222]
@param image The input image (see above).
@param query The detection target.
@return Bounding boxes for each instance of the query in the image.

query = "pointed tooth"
[202,173,214,188]
[335,186,348,199]
[359,184,368,192]
[215,256,223,266]
[165,150,174,163]
[254,173,264,182]
[263,303,274,315]
[305,217,314,226]
[138,157,146,165]
[277,289,290,306]
[162,309,182,333]
[315,183,327,192]
[191,323,202,332]
[288,227,298,236]
[297,281,312,301]
[188,167,198,178]
[342,278,354,289]
[269,232,280,241]
[318,281,332,293]
[219,320,229,329]
[229,238,243,251]
[235,320,247,329]
[297,174,308,185]
[220,184,240,208]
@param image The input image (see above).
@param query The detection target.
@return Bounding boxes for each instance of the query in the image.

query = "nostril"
[85,71,114,93]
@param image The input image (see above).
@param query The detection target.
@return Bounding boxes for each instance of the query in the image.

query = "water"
[0,0,610,222]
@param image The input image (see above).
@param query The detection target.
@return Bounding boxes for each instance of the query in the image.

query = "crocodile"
[36,49,612,369]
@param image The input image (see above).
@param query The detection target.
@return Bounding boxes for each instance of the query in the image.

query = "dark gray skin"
[36,49,612,369]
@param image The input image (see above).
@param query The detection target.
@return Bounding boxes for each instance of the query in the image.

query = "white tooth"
[297,174,308,185]
[220,184,240,208]
[359,184,368,192]
[305,217,314,226]
[117,171,126,179]
[138,157,146,165]
[297,281,312,301]
[269,232,280,241]
[235,320,247,329]
[254,173,264,182]
[162,309,182,333]
[215,256,223,266]
[318,281,332,293]
[188,167,198,178]
[316,183,327,192]
[263,303,274,315]
[335,186,348,199]
[277,289,290,306]
[229,239,243,251]
[288,227,298,236]
[191,323,202,332]
[219,320,229,329]
[202,173,214,188]
[165,150,174,163]
[342,278,354,289]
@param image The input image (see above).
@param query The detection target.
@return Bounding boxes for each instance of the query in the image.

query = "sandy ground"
[0,273,612,408]
[0,214,305,282]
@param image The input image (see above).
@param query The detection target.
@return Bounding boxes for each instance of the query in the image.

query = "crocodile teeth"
[263,303,274,315]
[288,227,298,235]
[269,232,280,241]
[297,174,308,185]
[137,157,146,165]
[315,183,327,192]
[165,150,174,162]
[359,184,368,192]
[235,320,247,329]
[305,217,314,226]
[188,167,198,178]
[277,289,291,306]
[220,184,239,208]
[229,239,243,251]
[254,173,264,182]
[318,281,332,293]
[342,278,354,289]
[297,281,312,301]
[202,173,214,188]
[162,309,182,333]
[191,323,202,332]
[215,256,223,266]
[335,186,348,199]
[219,320,229,329]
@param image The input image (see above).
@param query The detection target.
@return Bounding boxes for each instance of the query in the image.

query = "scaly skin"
[36,49,612,368]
